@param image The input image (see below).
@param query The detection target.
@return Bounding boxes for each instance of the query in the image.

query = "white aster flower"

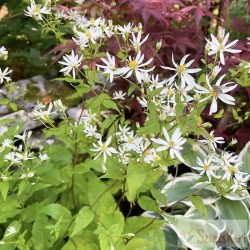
[116,51,154,83]
[211,65,222,78]
[15,131,32,143]
[53,99,67,113]
[27,172,35,178]
[222,162,243,180]
[73,26,103,47]
[59,50,83,79]
[24,0,51,20]
[6,226,16,236]
[80,109,98,124]
[194,156,219,181]
[38,153,49,161]
[83,124,101,139]
[151,127,186,162]
[130,31,149,51]
[122,132,144,153]
[116,124,131,140]
[175,82,193,102]
[17,151,34,161]
[113,90,126,100]
[199,131,224,151]
[117,23,133,39]
[4,152,21,165]
[0,67,12,84]
[2,139,12,148]
[66,9,80,21]
[96,52,116,82]
[137,96,148,109]
[206,28,241,65]
[195,74,237,115]
[162,54,201,87]
[32,103,56,122]
[231,173,249,192]
[143,148,161,164]
[91,136,117,163]
[118,146,131,164]
[0,46,8,60]
[100,19,114,38]
[149,74,167,90]
[213,151,238,168]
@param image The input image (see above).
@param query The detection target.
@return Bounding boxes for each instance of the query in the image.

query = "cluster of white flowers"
[24,0,51,20]
[194,151,249,192]
[79,105,248,192]
[0,47,12,85]
[32,99,67,124]
[24,6,249,194]
[0,46,8,60]
[0,130,49,180]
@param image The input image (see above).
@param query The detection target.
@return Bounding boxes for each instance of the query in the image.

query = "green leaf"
[70,206,94,237]
[125,238,153,250]
[161,174,200,206]
[32,214,50,250]
[163,214,220,250]
[0,182,9,201]
[62,233,99,250]
[4,221,21,239]
[117,51,127,61]
[42,203,72,222]
[54,77,84,84]
[124,217,164,249]
[85,70,98,85]
[217,197,250,248]
[238,141,250,174]
[96,212,125,250]
[138,195,160,212]
[0,199,21,223]
[9,102,17,111]
[189,195,208,219]
[0,98,9,105]
[128,85,138,96]
[126,162,146,202]
[100,115,118,134]
[103,99,119,111]
[137,119,160,136]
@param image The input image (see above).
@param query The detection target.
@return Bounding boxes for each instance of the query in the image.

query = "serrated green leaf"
[126,163,146,202]
[70,206,94,237]
[189,195,208,219]
[0,182,9,201]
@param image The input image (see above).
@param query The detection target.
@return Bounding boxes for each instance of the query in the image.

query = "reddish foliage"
[49,0,250,149]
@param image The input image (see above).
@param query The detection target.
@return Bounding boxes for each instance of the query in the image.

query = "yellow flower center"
[34,5,41,13]
[228,165,236,174]
[154,155,161,161]
[85,31,92,39]
[169,140,175,148]
[167,89,174,96]
[177,64,186,73]
[101,144,107,151]
[204,164,210,171]
[144,149,151,156]
[127,138,134,144]
[128,60,138,70]
[218,44,225,51]
[211,88,218,97]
